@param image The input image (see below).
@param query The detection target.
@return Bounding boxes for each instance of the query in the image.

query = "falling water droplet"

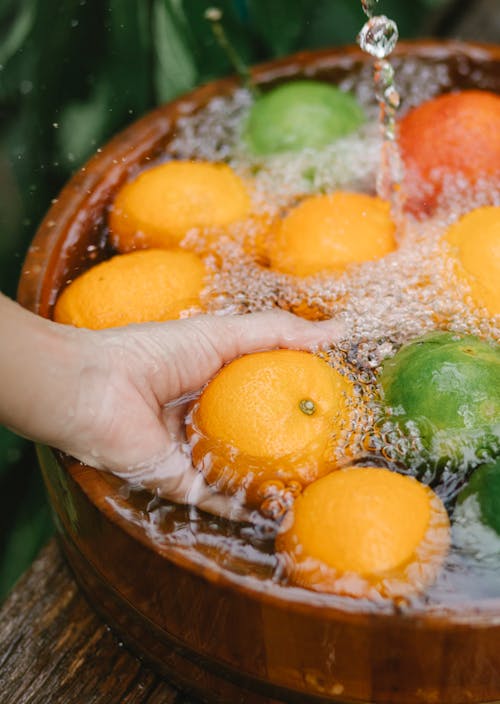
[358,16,399,59]
[361,0,380,17]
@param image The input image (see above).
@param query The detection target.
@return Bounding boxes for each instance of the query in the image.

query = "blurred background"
[0,0,498,601]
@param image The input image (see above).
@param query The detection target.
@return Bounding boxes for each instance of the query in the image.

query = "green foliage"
[153,0,198,102]
[0,0,450,600]
[0,430,53,601]
[247,0,311,56]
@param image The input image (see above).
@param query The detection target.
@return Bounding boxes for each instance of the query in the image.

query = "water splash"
[357,4,403,209]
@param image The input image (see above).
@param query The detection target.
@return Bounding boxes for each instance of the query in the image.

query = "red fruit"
[398,90,500,217]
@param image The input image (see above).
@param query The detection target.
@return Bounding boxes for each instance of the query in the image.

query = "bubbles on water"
[244,122,382,204]
[169,89,252,162]
[453,496,500,566]
[101,51,500,609]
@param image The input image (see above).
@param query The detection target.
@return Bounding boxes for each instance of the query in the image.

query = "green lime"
[379,332,500,469]
[244,80,365,156]
[457,458,500,536]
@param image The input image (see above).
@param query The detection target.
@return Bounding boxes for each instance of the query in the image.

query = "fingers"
[180,309,345,369]
[190,310,346,361]
[142,310,345,401]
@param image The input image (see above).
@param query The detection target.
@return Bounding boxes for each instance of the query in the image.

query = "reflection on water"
[106,475,500,616]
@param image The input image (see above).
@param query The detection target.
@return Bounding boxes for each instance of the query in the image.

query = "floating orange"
[109,160,252,252]
[187,349,356,507]
[54,248,206,329]
[267,192,396,277]
[443,205,500,317]
[277,466,450,599]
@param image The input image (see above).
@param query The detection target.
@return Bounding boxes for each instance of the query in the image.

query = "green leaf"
[420,0,449,7]
[247,0,311,56]
[56,80,111,167]
[301,0,364,48]
[0,150,23,295]
[0,435,54,602]
[170,1,255,86]
[0,2,34,67]
[0,426,26,479]
[104,0,154,115]
[0,464,53,601]
[153,0,198,103]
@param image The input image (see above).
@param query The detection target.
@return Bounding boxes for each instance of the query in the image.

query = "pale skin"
[0,293,344,511]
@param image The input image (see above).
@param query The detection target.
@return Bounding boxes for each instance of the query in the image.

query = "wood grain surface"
[2,542,500,703]
[0,540,195,704]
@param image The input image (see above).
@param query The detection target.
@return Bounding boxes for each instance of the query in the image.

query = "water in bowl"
[78,49,500,615]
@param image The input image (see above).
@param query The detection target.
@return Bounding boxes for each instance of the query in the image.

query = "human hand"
[0,296,343,515]
[65,311,344,511]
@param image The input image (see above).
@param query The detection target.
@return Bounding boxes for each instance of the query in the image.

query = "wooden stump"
[0,540,194,704]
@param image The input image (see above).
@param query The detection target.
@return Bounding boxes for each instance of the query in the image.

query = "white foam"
[453,495,500,565]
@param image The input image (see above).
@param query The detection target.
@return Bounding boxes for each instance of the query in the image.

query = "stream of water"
[358,0,404,212]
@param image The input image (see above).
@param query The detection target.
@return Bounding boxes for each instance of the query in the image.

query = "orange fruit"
[109,160,252,252]
[443,206,500,317]
[277,466,450,599]
[54,248,206,329]
[187,349,356,507]
[399,90,500,216]
[267,192,396,277]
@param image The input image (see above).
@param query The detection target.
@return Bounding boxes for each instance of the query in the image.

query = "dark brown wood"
[16,43,500,704]
[3,541,500,704]
[0,540,192,704]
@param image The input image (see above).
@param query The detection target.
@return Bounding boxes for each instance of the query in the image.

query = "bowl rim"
[19,39,500,628]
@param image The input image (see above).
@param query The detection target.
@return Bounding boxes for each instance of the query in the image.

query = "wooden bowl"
[18,42,500,704]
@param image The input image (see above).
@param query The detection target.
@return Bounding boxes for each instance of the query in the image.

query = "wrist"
[0,294,87,446]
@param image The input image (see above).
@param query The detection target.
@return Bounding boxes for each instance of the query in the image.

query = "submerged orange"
[267,192,396,277]
[109,160,252,252]
[277,466,450,599]
[188,349,356,507]
[54,248,206,329]
[443,205,500,317]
